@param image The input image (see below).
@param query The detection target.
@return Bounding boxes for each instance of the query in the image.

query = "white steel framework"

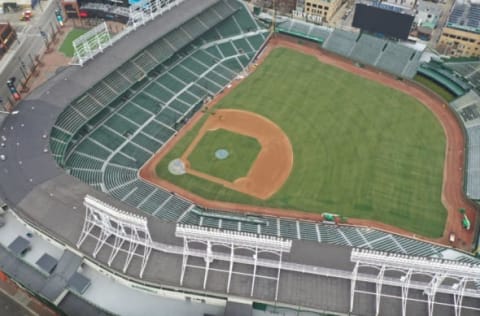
[350,248,480,316]
[175,224,292,300]
[72,22,112,66]
[77,195,153,278]
[127,0,184,30]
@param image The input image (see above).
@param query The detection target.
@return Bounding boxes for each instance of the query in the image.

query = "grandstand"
[417,61,472,97]
[322,31,422,78]
[449,90,480,200]
[444,59,480,93]
[276,19,332,43]
[255,14,422,78]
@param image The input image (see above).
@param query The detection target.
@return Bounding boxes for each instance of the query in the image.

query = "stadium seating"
[51,0,243,165]
[450,90,479,110]
[375,43,421,79]
[444,60,480,89]
[321,29,422,79]
[466,125,480,199]
[417,62,470,96]
[323,29,358,56]
[349,34,386,65]
[447,91,480,200]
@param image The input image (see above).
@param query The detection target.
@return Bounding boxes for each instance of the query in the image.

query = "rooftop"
[447,0,480,34]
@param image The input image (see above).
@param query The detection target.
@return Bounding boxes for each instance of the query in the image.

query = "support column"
[275,251,283,301]
[92,222,111,258]
[123,242,139,273]
[227,243,234,293]
[350,261,359,313]
[251,247,258,296]
[203,241,212,289]
[426,274,444,316]
[453,279,467,316]
[108,237,126,266]
[140,245,152,278]
[180,237,189,285]
[76,207,94,248]
[401,269,413,316]
[375,265,386,316]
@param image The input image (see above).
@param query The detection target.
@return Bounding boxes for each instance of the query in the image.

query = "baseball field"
[154,47,447,237]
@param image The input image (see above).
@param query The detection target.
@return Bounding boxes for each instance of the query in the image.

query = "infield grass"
[157,48,447,237]
[188,129,261,182]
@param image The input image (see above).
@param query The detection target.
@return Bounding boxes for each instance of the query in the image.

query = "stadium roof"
[447,0,480,34]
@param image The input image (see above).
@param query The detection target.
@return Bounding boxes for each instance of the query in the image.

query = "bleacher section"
[350,34,387,66]
[322,29,358,56]
[417,62,471,96]
[180,207,445,257]
[50,1,468,260]
[276,19,332,43]
[444,60,480,93]
[322,31,422,78]
[376,42,422,78]
[449,90,480,200]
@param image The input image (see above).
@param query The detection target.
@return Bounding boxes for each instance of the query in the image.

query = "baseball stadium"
[0,0,480,315]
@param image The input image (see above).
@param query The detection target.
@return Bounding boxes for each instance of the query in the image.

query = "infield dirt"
[179,109,293,199]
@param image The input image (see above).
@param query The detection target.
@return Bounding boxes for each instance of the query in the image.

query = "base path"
[140,34,478,250]
[179,109,293,199]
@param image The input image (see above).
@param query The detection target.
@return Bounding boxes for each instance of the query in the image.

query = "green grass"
[188,129,261,182]
[157,48,447,237]
[414,74,456,102]
[59,28,88,57]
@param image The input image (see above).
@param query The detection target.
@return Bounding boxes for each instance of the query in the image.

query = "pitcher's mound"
[215,149,229,160]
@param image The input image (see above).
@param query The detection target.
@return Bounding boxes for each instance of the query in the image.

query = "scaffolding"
[72,22,112,67]
[76,195,153,278]
[350,248,480,316]
[127,0,185,30]
[175,224,292,299]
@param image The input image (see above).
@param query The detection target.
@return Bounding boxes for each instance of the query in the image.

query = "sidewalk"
[0,271,58,316]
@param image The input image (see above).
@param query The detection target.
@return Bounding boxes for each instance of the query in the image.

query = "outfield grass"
[188,129,261,182]
[59,28,88,57]
[157,48,447,237]
[414,74,456,102]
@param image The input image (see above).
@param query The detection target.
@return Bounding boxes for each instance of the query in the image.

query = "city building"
[437,0,480,57]
[300,0,344,23]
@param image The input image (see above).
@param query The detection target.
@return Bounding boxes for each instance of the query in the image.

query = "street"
[0,0,62,112]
